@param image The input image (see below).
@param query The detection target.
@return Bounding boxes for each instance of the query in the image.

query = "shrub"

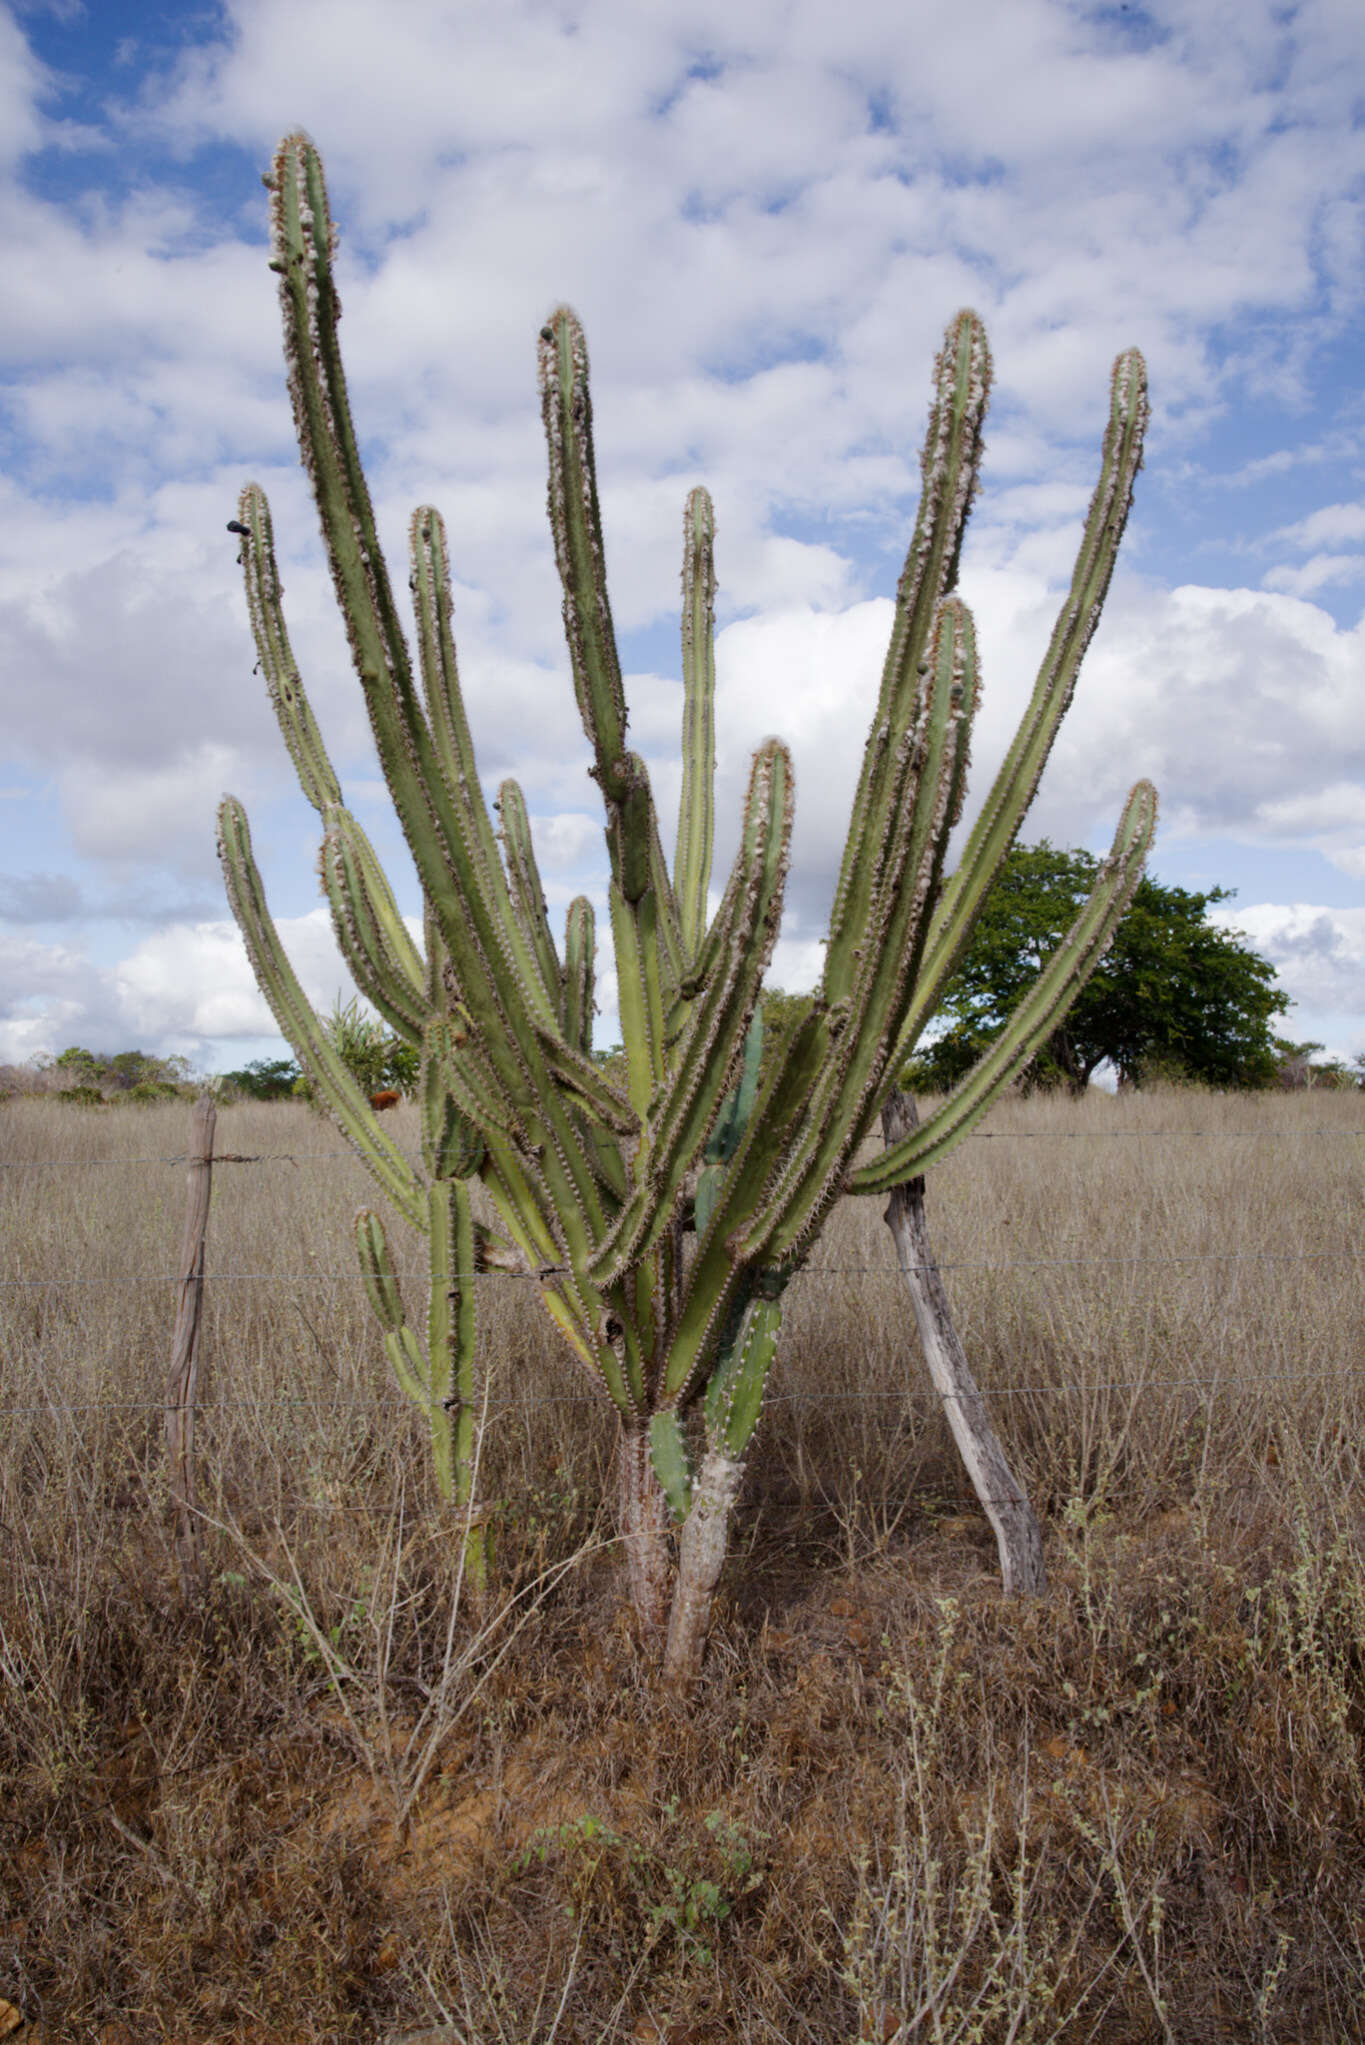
[216,1057,302,1103]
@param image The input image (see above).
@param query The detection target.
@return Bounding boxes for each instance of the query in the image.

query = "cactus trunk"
[664,1448,744,1687]
[618,1422,672,1639]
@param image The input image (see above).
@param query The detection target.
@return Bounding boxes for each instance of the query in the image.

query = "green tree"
[904,843,1288,1093]
[218,1056,303,1101]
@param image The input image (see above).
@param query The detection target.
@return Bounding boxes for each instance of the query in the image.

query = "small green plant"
[274,1579,370,1672]
[514,1808,763,1965]
[321,994,419,1098]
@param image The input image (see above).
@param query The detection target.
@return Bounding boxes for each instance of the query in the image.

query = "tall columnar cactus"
[219,134,1157,1684]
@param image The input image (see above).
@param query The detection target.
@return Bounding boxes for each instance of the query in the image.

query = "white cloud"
[1213,901,1365,1048]
[709,599,896,933]
[0,907,358,1066]
[767,933,827,996]
[0,928,104,1064]
[114,908,351,1039]
[532,812,601,870]
[0,7,49,169]
[60,743,246,866]
[2,0,1364,1065]
[1024,580,1365,865]
[1262,498,1365,599]
[634,566,1365,952]
[1263,554,1365,599]
[1272,501,1365,550]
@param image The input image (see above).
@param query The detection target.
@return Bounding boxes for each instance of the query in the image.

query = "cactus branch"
[235,482,342,814]
[899,349,1150,1058]
[497,779,564,1020]
[563,896,596,1058]
[823,312,990,1003]
[590,738,793,1289]
[853,779,1157,1196]
[217,797,423,1230]
[676,486,717,963]
[319,807,427,1045]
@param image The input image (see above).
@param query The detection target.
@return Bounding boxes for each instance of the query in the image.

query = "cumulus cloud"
[1213,901,1365,1055]
[1273,502,1365,550]
[0,905,362,1066]
[1,0,1363,1063]
[708,599,896,936]
[1263,554,1365,599]
[1029,580,1365,870]
[1262,498,1365,598]
[530,812,601,870]
[0,870,82,922]
[113,908,352,1040]
[0,928,106,1064]
[691,567,1365,946]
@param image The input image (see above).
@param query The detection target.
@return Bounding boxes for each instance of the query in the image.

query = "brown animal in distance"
[369,1090,401,1113]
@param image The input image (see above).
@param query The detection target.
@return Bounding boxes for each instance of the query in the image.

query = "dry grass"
[2,1087,1364,2041]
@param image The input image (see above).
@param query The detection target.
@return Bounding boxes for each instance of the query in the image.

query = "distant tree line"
[0,1046,197,1106]
[2,853,1353,1107]
[0,997,420,1108]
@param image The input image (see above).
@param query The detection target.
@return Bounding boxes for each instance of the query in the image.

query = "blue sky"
[1,0,1363,1074]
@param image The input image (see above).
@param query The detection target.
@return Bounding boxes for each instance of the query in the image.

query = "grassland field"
[2,1085,1364,2043]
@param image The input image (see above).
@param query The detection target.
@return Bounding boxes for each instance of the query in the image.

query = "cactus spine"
[219,134,1157,1685]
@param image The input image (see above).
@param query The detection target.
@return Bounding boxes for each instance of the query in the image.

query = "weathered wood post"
[881,1088,1046,1594]
[165,1093,215,1587]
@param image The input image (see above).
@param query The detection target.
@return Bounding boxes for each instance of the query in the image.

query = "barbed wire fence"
[3,1096,1363,1550]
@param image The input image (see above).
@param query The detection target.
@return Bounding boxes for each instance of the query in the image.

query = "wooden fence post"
[165,1093,216,1587]
[881,1088,1046,1595]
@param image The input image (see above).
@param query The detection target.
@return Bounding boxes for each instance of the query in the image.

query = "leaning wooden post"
[165,1093,216,1587]
[881,1088,1045,1594]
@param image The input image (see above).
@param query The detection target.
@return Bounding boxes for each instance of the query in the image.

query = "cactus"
[218,133,1157,1685]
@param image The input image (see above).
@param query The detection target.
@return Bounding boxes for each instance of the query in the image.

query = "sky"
[1,0,1363,1079]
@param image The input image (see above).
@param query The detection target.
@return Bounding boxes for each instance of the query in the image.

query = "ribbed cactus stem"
[409,510,560,1033]
[590,739,792,1288]
[217,798,423,1231]
[563,897,596,1058]
[899,347,1150,1057]
[823,312,990,1003]
[649,1409,694,1520]
[319,807,427,1045]
[428,1177,488,1593]
[676,486,717,963]
[497,779,564,1020]
[235,482,342,814]
[538,308,630,803]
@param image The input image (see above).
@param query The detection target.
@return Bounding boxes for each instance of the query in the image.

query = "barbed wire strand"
[4,1363,1365,1422]
[3,1244,1362,1289]
[5,1123,1365,1168]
